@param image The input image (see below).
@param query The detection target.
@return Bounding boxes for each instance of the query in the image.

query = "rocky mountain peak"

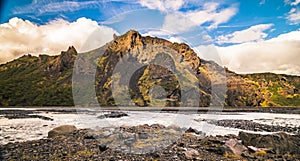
[45,46,77,77]
[1,30,299,107]
[67,46,77,54]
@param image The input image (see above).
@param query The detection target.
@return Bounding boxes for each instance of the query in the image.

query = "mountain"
[0,30,299,107]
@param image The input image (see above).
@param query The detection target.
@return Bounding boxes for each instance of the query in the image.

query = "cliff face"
[0,30,299,107]
[94,30,210,107]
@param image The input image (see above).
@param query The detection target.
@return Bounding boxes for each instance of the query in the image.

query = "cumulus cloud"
[198,29,300,75]
[139,0,184,12]
[0,17,117,64]
[216,24,273,44]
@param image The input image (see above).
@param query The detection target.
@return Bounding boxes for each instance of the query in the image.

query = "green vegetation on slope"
[0,31,299,107]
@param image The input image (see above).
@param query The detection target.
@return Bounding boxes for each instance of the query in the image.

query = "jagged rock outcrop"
[94,30,210,107]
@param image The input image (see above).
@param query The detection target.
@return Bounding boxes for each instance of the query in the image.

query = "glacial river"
[1,108,300,145]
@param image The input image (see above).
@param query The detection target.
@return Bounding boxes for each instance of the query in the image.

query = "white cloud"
[259,0,266,5]
[186,3,238,30]
[168,37,183,43]
[205,29,300,75]
[269,29,300,41]
[161,13,196,34]
[291,0,300,5]
[287,8,300,24]
[284,0,300,24]
[160,2,238,34]
[193,44,223,66]
[139,0,184,12]
[0,17,117,63]
[285,0,300,5]
[216,24,273,44]
[13,1,101,15]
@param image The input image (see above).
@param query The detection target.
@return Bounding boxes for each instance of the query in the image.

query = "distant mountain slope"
[0,30,299,107]
[0,47,76,106]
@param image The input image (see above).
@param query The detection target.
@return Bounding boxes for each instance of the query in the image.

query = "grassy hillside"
[0,31,299,107]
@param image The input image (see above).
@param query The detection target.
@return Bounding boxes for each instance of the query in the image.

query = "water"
[1,108,300,145]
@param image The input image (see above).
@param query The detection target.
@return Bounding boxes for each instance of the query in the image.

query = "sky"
[0,0,299,75]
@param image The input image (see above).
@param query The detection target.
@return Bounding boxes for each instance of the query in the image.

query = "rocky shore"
[1,124,300,161]
[208,119,300,134]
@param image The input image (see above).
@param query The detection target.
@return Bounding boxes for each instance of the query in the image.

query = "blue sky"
[1,0,299,41]
[0,0,299,75]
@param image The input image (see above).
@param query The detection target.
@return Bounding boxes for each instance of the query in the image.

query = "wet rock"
[48,125,77,138]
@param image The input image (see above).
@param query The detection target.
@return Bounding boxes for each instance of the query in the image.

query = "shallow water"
[1,108,300,145]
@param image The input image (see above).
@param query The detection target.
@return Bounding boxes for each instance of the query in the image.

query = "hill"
[0,30,299,107]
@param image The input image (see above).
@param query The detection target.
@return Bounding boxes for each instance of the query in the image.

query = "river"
[1,107,300,145]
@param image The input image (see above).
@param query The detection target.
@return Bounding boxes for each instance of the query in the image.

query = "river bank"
[1,124,299,160]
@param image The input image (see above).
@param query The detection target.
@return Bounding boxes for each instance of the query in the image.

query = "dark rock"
[84,134,95,139]
[178,142,185,147]
[99,145,108,152]
[97,111,128,119]
[239,131,300,154]
[186,127,199,134]
[150,152,160,158]
[209,119,300,134]
[138,132,149,139]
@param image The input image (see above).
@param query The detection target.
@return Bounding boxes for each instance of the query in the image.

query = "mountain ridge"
[0,30,299,107]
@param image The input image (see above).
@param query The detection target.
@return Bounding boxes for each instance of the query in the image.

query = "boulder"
[48,125,77,138]
[224,139,247,156]
[239,131,300,154]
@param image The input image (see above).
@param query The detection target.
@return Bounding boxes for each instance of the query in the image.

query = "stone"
[247,146,272,153]
[138,132,148,139]
[224,139,247,156]
[99,145,108,152]
[239,131,300,154]
[48,125,77,138]
[186,127,199,134]
[97,112,128,119]
[183,148,200,160]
